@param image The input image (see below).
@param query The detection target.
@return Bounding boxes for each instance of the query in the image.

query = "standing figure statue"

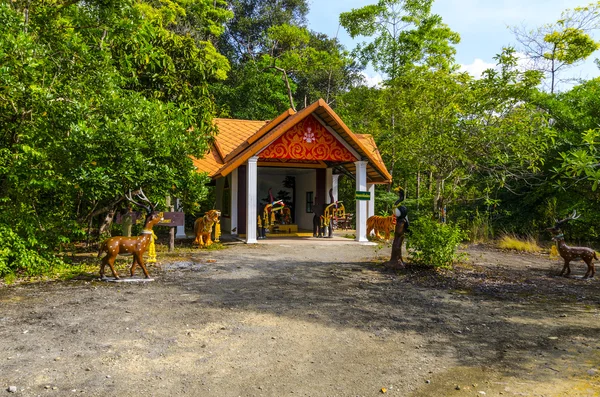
[257,212,266,239]
[384,187,409,269]
[312,195,324,237]
[258,188,285,239]
[321,188,344,238]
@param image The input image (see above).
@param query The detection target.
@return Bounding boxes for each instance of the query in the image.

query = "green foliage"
[212,60,292,119]
[512,2,600,93]
[406,218,467,268]
[339,47,549,230]
[217,0,309,62]
[376,190,399,215]
[0,225,64,277]
[214,0,361,116]
[0,1,230,277]
[340,0,460,77]
[548,78,600,192]
[469,210,494,243]
[544,27,599,64]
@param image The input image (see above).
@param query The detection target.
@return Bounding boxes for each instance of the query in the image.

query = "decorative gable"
[259,115,357,162]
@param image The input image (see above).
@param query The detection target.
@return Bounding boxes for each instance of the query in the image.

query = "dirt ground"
[1,235,600,397]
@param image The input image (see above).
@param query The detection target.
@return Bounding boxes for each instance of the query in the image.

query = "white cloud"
[361,72,384,87]
[460,52,534,79]
[459,58,496,79]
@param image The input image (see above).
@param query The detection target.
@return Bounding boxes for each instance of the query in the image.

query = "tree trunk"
[83,196,124,224]
[167,195,174,252]
[389,112,396,192]
[98,209,115,237]
[416,170,420,212]
[429,171,433,193]
[272,66,296,111]
[551,44,557,94]
[433,177,442,217]
[169,227,175,252]
[86,216,94,248]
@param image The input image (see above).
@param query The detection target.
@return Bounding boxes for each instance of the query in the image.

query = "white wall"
[215,176,232,233]
[295,170,316,230]
[218,167,318,232]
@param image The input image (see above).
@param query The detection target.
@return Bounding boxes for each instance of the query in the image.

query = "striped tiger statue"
[366,214,397,240]
[194,209,221,247]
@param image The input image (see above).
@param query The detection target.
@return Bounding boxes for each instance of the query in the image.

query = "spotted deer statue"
[547,210,597,278]
[97,189,163,279]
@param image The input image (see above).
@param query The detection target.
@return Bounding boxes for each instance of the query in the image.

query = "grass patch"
[498,234,541,253]
[1,238,228,286]
[2,261,99,285]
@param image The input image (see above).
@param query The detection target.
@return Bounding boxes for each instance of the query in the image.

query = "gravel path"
[1,239,599,396]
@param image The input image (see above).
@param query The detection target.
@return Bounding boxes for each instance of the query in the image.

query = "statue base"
[100,277,155,283]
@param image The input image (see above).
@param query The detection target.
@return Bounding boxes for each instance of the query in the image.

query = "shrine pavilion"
[192,98,392,243]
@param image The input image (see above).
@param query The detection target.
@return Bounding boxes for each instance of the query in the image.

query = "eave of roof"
[221,109,295,164]
[213,99,391,183]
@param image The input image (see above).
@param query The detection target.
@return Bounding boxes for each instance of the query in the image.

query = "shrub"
[469,209,493,243]
[0,225,65,278]
[406,218,467,268]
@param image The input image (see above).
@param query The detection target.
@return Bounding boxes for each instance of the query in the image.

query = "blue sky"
[307,0,600,90]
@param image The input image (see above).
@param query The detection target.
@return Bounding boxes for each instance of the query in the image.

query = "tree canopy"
[3,0,600,278]
[0,0,230,275]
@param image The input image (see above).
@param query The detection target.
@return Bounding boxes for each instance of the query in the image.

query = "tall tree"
[0,0,231,274]
[294,32,363,105]
[218,0,309,63]
[213,0,360,118]
[339,0,460,79]
[511,1,600,93]
[338,48,550,222]
[339,0,460,186]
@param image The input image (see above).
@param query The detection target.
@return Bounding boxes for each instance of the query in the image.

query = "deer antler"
[554,210,581,229]
[571,210,581,220]
[125,188,156,215]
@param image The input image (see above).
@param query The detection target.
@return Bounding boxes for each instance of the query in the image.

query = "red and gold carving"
[260,115,357,162]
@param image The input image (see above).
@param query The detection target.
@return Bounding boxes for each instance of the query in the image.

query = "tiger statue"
[366,214,396,240]
[194,209,221,247]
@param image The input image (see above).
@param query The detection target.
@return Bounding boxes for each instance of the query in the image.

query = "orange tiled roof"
[354,133,388,178]
[191,118,266,175]
[213,118,268,157]
[192,100,391,184]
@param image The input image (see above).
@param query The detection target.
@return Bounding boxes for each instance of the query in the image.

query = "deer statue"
[547,210,597,279]
[97,189,163,279]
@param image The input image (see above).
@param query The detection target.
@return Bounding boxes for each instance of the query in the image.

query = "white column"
[246,156,258,244]
[331,174,340,202]
[367,183,375,218]
[355,160,368,242]
[175,198,187,238]
[231,168,238,235]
